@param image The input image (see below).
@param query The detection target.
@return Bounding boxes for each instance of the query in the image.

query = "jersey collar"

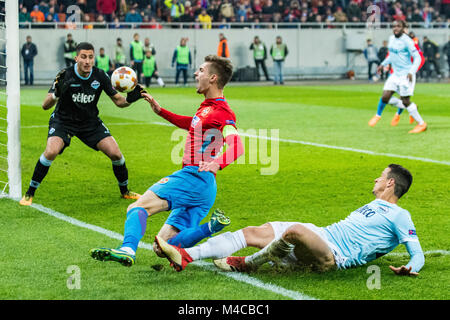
[74,63,93,80]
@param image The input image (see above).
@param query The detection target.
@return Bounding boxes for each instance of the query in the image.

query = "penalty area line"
[14,199,317,300]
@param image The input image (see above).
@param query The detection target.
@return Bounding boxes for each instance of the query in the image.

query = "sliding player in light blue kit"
[368,21,427,134]
[155,164,424,277]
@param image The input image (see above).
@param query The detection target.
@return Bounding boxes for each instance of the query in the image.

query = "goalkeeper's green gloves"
[126,84,145,103]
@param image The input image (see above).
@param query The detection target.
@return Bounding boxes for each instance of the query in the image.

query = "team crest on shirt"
[158,177,169,184]
[408,229,417,236]
[91,80,100,90]
[49,127,55,135]
[201,107,211,117]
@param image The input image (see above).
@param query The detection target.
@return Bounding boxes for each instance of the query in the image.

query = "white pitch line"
[19,200,316,300]
[22,121,450,166]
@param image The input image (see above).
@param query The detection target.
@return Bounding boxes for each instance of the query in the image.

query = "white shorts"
[268,221,347,269]
[383,73,416,97]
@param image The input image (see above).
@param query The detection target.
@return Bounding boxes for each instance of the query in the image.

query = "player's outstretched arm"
[110,84,145,108]
[389,241,424,276]
[142,92,192,130]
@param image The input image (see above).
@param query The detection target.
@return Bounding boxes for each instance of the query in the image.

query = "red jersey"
[159,97,240,168]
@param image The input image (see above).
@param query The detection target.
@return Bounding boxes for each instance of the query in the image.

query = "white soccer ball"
[111,66,137,93]
[372,75,380,82]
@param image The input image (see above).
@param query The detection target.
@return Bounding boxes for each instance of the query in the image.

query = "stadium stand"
[17,0,450,28]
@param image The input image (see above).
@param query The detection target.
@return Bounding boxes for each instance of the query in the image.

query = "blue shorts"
[149,166,217,231]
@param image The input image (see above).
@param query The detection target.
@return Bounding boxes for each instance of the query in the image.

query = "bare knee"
[242,223,274,249]
[282,224,306,244]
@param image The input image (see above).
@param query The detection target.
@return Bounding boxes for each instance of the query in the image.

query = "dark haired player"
[90,55,245,267]
[156,165,424,277]
[368,20,427,133]
[20,42,144,206]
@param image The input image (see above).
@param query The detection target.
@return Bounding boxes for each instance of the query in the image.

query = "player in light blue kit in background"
[155,164,424,277]
[368,20,428,134]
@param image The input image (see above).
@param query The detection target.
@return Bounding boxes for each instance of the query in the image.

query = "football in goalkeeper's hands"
[111,67,137,93]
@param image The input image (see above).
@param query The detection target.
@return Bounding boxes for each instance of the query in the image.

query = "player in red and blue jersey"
[90,55,244,266]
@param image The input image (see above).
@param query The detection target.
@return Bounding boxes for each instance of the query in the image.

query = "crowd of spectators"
[18,0,450,28]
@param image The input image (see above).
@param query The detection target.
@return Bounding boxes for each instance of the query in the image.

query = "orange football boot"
[121,191,141,200]
[368,115,381,127]
[391,114,401,126]
[19,194,33,206]
[408,122,427,134]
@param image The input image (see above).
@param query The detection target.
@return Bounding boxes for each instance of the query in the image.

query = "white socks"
[388,96,405,109]
[120,247,136,255]
[406,103,424,125]
[245,238,295,268]
[389,98,425,125]
[185,230,247,261]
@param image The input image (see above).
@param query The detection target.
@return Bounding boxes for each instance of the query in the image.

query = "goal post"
[1,0,21,199]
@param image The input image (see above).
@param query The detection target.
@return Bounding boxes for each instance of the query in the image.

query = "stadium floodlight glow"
[3,0,21,199]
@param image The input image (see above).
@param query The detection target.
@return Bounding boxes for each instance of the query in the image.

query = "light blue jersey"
[381,34,421,77]
[324,199,423,270]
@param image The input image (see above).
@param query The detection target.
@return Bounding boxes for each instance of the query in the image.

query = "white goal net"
[0,0,21,199]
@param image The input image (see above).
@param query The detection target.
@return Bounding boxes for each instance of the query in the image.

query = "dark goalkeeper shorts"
[47,116,112,154]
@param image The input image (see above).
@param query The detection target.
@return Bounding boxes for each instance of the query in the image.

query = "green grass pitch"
[0,83,449,300]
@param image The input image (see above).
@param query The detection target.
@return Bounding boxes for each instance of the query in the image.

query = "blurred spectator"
[180,1,196,22]
[284,0,301,19]
[96,0,117,22]
[19,6,32,24]
[363,39,379,80]
[377,40,389,80]
[114,38,127,68]
[130,33,145,83]
[83,14,94,29]
[125,7,143,23]
[64,33,77,67]
[422,36,442,79]
[422,2,435,27]
[443,36,450,77]
[165,0,185,22]
[270,35,288,85]
[392,2,406,21]
[334,6,348,22]
[21,35,38,86]
[143,50,165,87]
[172,37,192,86]
[262,0,276,15]
[149,17,163,29]
[30,5,45,23]
[144,37,156,55]
[94,14,107,28]
[207,0,221,22]
[220,0,235,22]
[346,0,361,22]
[95,47,113,76]
[217,33,230,58]
[198,8,212,28]
[249,36,270,81]
[253,0,264,15]
[409,8,424,23]
[46,7,60,22]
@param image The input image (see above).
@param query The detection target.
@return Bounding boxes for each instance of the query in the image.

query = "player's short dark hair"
[76,42,95,55]
[387,164,413,198]
[204,54,233,89]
